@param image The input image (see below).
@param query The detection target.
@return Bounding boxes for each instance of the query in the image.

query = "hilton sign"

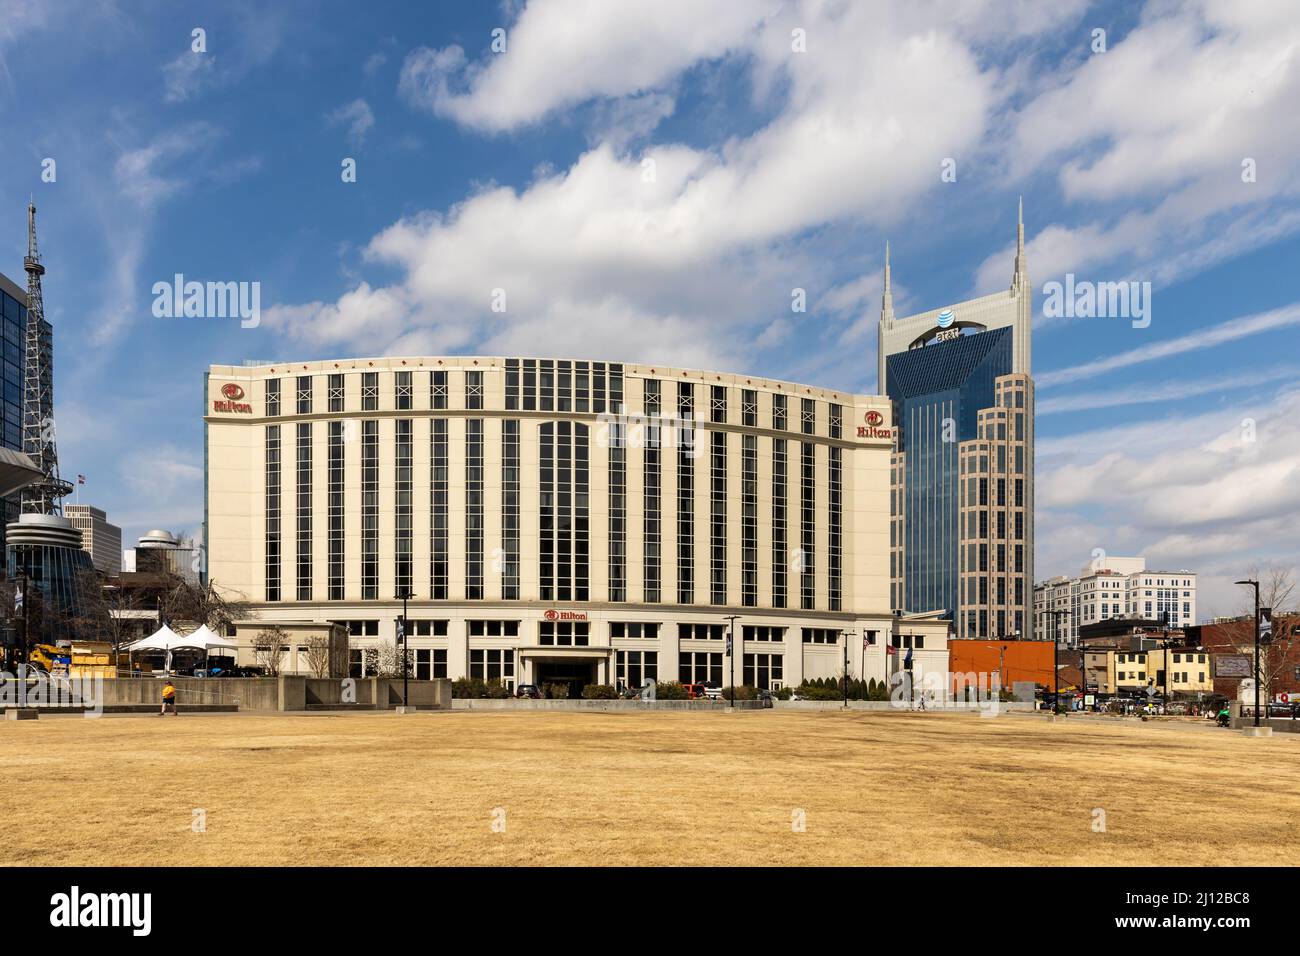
[543,609,588,623]
[857,410,893,440]
[212,382,253,414]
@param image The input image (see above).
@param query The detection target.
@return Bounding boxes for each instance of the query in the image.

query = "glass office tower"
[886,326,1012,620]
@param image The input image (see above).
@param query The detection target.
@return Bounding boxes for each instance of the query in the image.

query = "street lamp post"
[397,587,411,708]
[1046,608,1071,714]
[840,629,855,709]
[724,615,740,708]
[1235,579,1260,729]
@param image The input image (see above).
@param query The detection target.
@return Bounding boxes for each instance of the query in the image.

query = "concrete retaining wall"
[772,699,1027,712]
[452,698,764,711]
[15,676,453,713]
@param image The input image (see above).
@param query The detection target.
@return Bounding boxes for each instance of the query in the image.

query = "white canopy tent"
[129,623,238,674]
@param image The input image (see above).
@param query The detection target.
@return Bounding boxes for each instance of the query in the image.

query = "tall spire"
[21,200,72,516]
[1011,196,1027,295]
[881,240,895,324]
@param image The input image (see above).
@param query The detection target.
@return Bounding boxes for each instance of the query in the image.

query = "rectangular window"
[539,622,591,647]
[327,421,344,600]
[742,434,757,608]
[296,375,312,415]
[615,649,658,691]
[710,431,727,605]
[266,379,281,418]
[772,393,787,431]
[362,372,378,411]
[644,420,661,603]
[502,420,520,600]
[465,418,485,599]
[430,419,449,599]
[609,417,627,603]
[710,384,727,424]
[742,389,757,428]
[828,446,842,612]
[801,398,816,435]
[395,370,412,410]
[265,425,281,601]
[772,438,787,608]
[394,419,413,595]
[539,421,590,602]
[327,373,343,413]
[829,403,842,439]
[505,358,520,411]
[644,378,661,415]
[677,415,695,605]
[800,441,815,610]
[430,370,448,410]
[742,653,784,690]
[295,422,312,600]
[361,420,379,599]
[466,370,484,410]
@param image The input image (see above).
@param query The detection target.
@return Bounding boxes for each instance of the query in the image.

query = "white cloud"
[1037,302,1300,388]
[328,98,375,148]
[162,50,218,103]
[1035,383,1300,619]
[398,0,767,132]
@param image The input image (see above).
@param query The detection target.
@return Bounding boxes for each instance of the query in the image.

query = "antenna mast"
[21,200,72,515]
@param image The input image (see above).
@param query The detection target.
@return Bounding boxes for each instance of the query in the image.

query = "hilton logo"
[858,410,893,441]
[544,609,588,622]
[212,382,253,414]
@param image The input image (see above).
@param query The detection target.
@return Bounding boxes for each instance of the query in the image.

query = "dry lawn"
[3,708,1298,866]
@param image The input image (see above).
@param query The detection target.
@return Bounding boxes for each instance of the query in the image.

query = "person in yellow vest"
[160,680,177,716]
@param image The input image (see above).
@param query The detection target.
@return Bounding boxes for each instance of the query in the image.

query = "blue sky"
[2,0,1298,618]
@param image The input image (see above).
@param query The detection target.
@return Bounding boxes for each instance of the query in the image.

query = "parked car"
[682,683,709,700]
[515,684,542,699]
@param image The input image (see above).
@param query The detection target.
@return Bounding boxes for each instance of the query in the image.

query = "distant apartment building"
[65,504,122,575]
[1104,647,1213,697]
[1034,556,1196,647]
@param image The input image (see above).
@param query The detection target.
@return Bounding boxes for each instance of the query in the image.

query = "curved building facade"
[205,357,900,692]
[6,512,94,643]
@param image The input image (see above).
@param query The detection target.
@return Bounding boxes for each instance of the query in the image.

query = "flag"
[886,644,896,655]
[77,474,85,484]
[863,634,870,649]
[904,646,913,663]
[396,618,406,644]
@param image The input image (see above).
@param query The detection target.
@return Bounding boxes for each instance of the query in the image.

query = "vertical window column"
[772,438,787,608]
[742,434,757,607]
[395,419,413,595]
[265,425,281,601]
[430,419,449,599]
[800,441,815,610]
[709,430,726,605]
[828,446,842,612]
[465,418,485,599]
[327,422,344,600]
[295,422,312,600]
[361,420,379,600]
[609,417,626,602]
[502,420,520,599]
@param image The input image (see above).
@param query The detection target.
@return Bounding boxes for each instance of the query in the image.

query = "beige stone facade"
[205,357,901,692]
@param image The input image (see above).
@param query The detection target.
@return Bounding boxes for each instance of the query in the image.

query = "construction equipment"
[28,641,118,679]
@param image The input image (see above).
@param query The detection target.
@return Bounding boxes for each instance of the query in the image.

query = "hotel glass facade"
[206,357,898,693]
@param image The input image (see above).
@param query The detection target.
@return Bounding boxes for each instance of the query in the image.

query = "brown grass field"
[3,709,1298,866]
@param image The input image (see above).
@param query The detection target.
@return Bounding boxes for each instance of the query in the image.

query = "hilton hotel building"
[204,358,925,692]
[880,203,1035,641]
